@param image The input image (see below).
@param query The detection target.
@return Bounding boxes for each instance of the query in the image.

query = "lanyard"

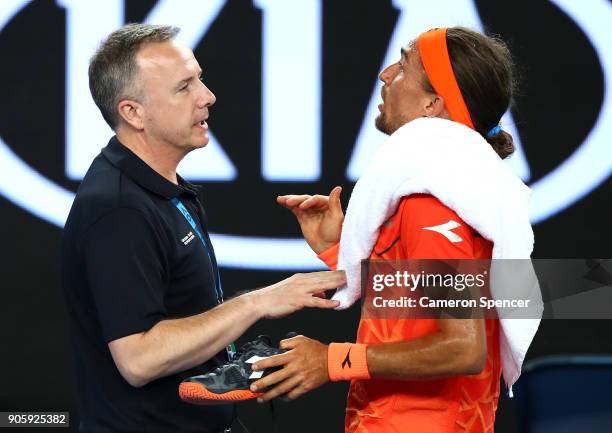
[171,197,236,359]
[171,197,224,303]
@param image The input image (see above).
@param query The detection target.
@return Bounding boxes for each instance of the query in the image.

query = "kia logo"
[0,0,610,269]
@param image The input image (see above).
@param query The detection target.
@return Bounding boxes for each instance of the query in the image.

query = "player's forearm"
[366,321,486,380]
[122,292,263,386]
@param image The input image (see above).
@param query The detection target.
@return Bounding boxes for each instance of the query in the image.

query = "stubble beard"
[375,112,393,136]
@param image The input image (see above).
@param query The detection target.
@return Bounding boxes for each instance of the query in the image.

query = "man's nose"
[379,63,395,84]
[197,82,216,108]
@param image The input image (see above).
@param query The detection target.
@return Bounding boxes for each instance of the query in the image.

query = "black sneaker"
[179,335,285,404]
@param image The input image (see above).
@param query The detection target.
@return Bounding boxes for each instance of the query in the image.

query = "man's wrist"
[241,290,268,320]
[312,240,338,255]
[316,243,340,269]
[327,343,371,381]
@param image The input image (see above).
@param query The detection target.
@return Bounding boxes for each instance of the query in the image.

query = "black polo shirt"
[61,136,234,433]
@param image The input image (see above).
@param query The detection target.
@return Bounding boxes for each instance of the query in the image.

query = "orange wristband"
[327,343,371,381]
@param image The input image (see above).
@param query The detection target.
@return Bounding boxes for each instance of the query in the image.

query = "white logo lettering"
[255,0,322,180]
[0,0,610,269]
[182,231,196,246]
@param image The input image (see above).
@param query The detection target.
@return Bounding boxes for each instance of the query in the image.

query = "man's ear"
[117,99,145,130]
[424,95,447,118]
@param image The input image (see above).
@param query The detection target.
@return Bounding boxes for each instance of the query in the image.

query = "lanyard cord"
[171,197,237,360]
[171,197,224,303]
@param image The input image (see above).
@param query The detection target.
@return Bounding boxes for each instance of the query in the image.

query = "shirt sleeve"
[398,195,485,317]
[399,195,477,259]
[317,242,339,270]
[82,207,168,343]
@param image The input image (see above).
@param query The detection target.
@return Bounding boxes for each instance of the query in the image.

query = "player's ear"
[424,95,446,118]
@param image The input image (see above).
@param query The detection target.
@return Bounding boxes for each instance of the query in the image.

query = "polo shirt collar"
[102,136,199,200]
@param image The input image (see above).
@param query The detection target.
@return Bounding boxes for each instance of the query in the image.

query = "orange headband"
[417,28,475,130]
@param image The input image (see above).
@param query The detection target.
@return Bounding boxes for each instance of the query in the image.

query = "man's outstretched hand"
[254,271,344,319]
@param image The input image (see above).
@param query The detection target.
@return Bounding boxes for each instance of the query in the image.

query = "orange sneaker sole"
[179,382,263,405]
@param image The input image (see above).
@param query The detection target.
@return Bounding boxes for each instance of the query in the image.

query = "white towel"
[333,117,542,390]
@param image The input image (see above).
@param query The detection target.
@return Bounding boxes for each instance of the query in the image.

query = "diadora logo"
[0,0,610,270]
[342,348,352,369]
[423,220,463,244]
[181,231,196,246]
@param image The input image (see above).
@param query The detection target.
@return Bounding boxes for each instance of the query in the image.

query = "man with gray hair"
[61,23,344,433]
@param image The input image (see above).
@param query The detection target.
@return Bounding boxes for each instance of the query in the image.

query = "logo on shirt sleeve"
[422,220,464,243]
